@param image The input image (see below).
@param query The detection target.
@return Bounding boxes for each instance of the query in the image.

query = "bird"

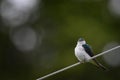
[74,38,107,70]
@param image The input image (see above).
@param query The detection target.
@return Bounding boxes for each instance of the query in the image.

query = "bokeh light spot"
[0,0,39,27]
[103,42,120,67]
[108,0,120,16]
[10,27,37,52]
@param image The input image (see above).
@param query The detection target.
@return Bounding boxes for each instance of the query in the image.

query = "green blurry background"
[0,0,120,80]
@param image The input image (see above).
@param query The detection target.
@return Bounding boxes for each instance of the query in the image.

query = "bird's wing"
[82,44,108,71]
[82,44,94,57]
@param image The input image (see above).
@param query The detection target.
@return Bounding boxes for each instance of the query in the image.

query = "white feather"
[75,41,91,62]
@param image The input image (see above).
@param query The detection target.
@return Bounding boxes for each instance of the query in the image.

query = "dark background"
[0,0,120,80]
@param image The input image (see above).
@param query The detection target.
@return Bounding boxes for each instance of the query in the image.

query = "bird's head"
[77,38,86,45]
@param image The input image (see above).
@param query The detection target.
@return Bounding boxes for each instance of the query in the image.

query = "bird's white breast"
[75,45,91,62]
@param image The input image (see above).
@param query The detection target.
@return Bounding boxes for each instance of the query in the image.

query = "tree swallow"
[75,38,107,70]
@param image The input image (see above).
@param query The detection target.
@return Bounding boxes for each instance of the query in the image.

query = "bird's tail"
[91,59,109,71]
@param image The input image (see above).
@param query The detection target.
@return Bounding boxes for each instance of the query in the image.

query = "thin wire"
[36,62,81,80]
[90,45,120,60]
[36,46,120,80]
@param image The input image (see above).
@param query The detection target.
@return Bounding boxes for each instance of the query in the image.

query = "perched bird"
[75,38,107,70]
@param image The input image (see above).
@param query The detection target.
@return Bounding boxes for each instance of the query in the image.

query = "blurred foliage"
[0,0,120,80]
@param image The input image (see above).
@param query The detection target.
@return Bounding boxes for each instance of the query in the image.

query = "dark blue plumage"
[82,44,94,57]
[82,43,108,71]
